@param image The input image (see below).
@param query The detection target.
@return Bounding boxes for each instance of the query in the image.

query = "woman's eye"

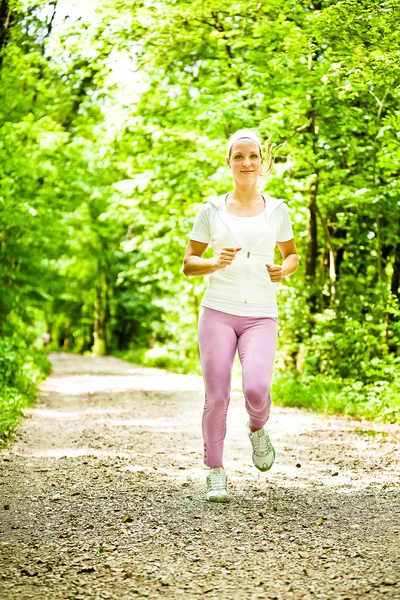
[233,154,258,159]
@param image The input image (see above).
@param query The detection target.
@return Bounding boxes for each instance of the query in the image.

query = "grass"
[271,372,400,425]
[353,429,389,437]
[0,349,51,447]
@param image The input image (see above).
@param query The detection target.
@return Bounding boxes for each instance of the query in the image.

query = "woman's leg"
[198,308,238,467]
[237,317,278,430]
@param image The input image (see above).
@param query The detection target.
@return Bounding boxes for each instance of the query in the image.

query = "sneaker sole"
[246,422,276,472]
[252,448,276,472]
[207,495,231,503]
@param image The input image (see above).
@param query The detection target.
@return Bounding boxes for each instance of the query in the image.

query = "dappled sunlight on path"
[0,353,399,600]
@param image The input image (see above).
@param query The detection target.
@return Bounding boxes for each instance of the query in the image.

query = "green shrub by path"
[272,372,400,425]
[0,337,51,446]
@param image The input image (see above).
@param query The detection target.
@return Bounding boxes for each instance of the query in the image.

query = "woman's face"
[226,139,263,183]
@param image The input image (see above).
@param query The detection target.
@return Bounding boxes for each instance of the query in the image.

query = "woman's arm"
[266,238,300,282]
[182,240,242,277]
[182,240,218,277]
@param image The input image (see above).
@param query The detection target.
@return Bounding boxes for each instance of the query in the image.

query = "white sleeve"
[189,204,211,244]
[276,203,294,242]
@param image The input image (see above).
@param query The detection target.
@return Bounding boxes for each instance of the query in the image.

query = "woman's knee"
[243,382,270,407]
[204,392,230,414]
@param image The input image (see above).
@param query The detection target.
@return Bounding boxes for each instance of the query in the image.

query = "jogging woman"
[182,129,299,502]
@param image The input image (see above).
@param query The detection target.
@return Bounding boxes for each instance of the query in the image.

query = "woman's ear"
[225,157,230,167]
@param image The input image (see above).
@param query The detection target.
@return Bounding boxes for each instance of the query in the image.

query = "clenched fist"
[214,247,242,270]
[266,263,286,282]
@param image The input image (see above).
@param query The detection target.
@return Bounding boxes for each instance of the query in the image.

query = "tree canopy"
[1,0,399,438]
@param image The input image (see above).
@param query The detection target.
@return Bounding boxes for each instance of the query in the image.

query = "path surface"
[0,353,399,600]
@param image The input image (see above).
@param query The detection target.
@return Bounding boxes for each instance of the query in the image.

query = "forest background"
[1,0,399,443]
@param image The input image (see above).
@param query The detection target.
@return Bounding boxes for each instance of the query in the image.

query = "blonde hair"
[259,135,273,178]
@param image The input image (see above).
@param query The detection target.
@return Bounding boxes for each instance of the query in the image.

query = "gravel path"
[0,353,399,600]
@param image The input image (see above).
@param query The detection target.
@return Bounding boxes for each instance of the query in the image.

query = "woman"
[182,129,299,502]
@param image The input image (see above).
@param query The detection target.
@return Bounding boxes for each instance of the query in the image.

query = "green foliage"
[272,371,400,425]
[0,0,399,428]
[0,334,50,445]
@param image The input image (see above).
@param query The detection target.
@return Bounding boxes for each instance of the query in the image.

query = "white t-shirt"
[191,204,294,247]
[189,194,295,317]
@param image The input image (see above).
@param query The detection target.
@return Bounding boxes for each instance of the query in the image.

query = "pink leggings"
[198,307,278,467]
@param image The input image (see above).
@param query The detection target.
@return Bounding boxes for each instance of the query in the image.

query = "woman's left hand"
[265,263,285,282]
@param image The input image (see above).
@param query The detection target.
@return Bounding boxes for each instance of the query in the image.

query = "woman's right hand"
[214,247,242,270]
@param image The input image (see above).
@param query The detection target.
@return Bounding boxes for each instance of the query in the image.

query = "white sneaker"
[246,421,275,472]
[206,467,231,502]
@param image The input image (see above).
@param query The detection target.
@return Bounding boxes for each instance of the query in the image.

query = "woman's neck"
[230,182,262,205]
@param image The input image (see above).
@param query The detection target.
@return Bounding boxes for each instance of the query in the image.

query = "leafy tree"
[1,0,399,437]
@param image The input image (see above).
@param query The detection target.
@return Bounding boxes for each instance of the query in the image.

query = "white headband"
[227,130,262,157]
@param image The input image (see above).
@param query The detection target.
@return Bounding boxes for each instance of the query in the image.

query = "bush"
[272,371,400,424]
[0,336,51,445]
[271,302,400,424]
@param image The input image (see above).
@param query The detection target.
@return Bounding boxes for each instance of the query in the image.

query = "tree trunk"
[388,239,400,354]
[306,178,318,279]
[390,240,400,302]
[315,204,337,306]
[63,321,71,349]
[0,1,13,70]
[304,101,319,314]
[92,275,108,356]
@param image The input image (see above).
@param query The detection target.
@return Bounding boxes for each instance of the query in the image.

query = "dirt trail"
[0,353,399,600]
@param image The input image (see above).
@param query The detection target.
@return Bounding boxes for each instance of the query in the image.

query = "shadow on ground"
[0,353,399,600]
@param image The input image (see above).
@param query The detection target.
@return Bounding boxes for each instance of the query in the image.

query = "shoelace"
[207,472,227,492]
[252,432,273,456]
